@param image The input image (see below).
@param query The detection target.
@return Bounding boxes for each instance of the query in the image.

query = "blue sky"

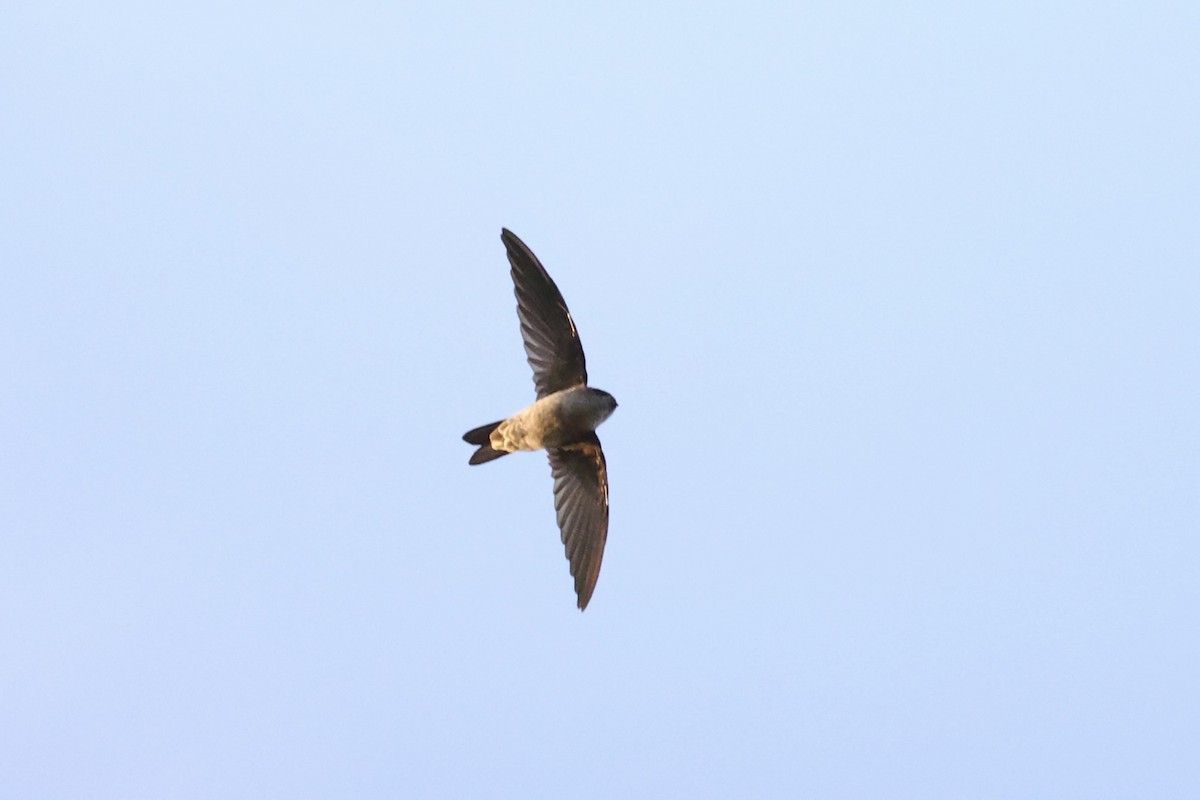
[2,2,1197,797]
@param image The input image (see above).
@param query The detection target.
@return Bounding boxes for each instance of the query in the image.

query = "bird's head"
[590,388,618,423]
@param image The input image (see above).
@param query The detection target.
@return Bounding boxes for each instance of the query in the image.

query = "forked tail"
[462,421,509,465]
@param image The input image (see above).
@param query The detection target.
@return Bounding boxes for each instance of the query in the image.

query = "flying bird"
[463,229,618,610]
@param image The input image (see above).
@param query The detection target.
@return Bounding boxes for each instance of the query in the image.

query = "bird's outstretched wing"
[547,433,609,610]
[502,228,588,398]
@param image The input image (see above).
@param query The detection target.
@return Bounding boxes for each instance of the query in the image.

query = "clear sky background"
[2,2,1197,797]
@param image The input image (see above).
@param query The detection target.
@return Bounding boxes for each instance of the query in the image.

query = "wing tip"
[576,584,594,611]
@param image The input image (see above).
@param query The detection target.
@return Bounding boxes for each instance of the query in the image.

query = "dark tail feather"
[463,421,502,445]
[463,421,509,465]
[469,445,509,465]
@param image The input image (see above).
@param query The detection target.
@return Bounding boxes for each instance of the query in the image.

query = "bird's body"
[463,229,617,610]
[485,387,616,453]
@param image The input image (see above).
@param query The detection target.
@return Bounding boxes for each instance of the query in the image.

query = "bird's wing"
[547,434,609,610]
[502,228,588,398]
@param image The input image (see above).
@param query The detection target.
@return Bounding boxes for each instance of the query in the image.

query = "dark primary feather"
[547,433,609,610]
[501,229,588,398]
